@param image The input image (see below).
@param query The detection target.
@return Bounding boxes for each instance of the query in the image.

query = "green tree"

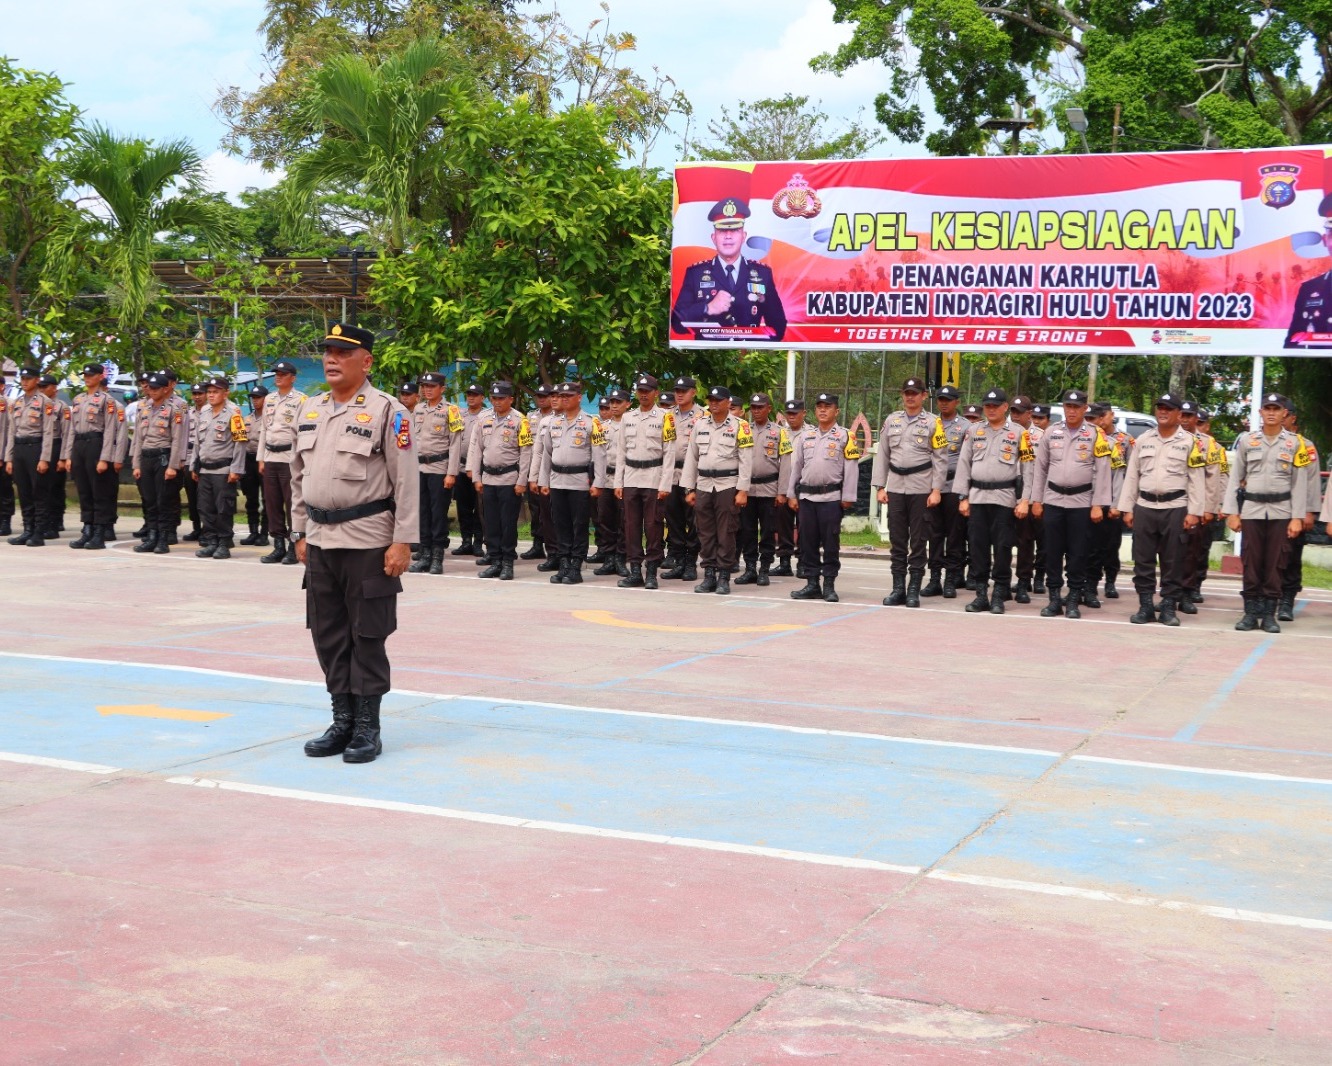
[370,98,780,399]
[280,37,474,253]
[814,0,1332,155]
[694,93,885,161]
[48,124,235,374]
[0,59,81,364]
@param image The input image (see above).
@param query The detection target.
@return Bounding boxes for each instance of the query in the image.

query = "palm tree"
[51,123,233,372]
[282,37,470,255]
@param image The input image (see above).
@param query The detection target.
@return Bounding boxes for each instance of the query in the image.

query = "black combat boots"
[304,693,356,757]
[342,695,383,763]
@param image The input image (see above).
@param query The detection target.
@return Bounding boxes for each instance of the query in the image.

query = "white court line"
[164,776,920,874]
[2,651,1329,785]
[0,751,120,774]
[163,774,1332,933]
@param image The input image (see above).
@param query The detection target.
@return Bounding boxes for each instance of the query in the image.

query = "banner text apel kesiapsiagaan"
[668,150,1332,357]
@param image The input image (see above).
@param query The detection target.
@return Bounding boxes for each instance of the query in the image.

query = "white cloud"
[202,151,284,203]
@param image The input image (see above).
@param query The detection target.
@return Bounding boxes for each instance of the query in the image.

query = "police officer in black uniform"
[1285,197,1332,348]
[671,197,786,342]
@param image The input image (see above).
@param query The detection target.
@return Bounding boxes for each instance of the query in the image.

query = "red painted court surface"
[2,533,1330,1065]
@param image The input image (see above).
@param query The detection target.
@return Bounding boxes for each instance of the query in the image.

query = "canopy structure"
[150,256,374,312]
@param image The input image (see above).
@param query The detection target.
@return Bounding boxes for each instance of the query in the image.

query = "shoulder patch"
[844,432,862,461]
[736,419,754,448]
[777,427,792,456]
[662,411,676,443]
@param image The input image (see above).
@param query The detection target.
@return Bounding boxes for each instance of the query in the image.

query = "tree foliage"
[48,124,235,373]
[370,98,780,400]
[694,93,885,161]
[815,0,1332,155]
[0,59,81,364]
[281,37,473,252]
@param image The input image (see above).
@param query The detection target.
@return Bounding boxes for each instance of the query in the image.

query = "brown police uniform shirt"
[193,402,248,476]
[614,406,676,493]
[414,399,463,476]
[1029,422,1112,508]
[597,418,621,490]
[131,397,189,470]
[938,413,968,492]
[954,419,1033,506]
[787,423,860,504]
[670,404,700,486]
[1223,429,1318,520]
[870,409,947,494]
[62,389,122,463]
[682,412,754,493]
[1116,428,1206,515]
[258,388,307,463]
[5,391,60,464]
[747,419,792,498]
[290,385,420,549]
[537,410,608,490]
[467,408,532,486]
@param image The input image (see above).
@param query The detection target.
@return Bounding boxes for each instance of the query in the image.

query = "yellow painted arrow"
[97,704,231,723]
[572,609,805,634]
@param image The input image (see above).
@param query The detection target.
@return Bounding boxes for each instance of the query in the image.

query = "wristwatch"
[289,531,305,541]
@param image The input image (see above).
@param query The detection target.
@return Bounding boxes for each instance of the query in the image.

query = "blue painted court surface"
[6,655,1331,923]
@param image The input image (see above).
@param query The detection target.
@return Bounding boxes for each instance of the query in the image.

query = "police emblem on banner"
[772,173,823,220]
[1258,163,1300,209]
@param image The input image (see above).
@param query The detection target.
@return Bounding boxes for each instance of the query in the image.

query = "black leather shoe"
[519,543,546,560]
[479,561,502,578]
[304,694,356,757]
[790,578,823,600]
[451,540,474,556]
[770,559,793,577]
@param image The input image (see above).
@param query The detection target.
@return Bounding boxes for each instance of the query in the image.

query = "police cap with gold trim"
[708,197,750,230]
[322,322,375,352]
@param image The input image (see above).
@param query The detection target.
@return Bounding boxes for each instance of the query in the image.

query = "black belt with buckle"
[140,447,170,458]
[13,437,42,447]
[266,443,292,453]
[74,431,103,442]
[795,481,842,495]
[1244,491,1291,504]
[1140,489,1184,503]
[626,457,662,469]
[483,463,519,476]
[971,478,1018,491]
[751,472,779,485]
[306,497,395,525]
[418,452,448,464]
[552,462,591,476]
[889,461,931,476]
[1048,481,1093,495]
[698,467,739,478]
[198,458,232,471]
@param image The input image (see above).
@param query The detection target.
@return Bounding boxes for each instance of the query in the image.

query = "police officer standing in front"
[467,381,532,580]
[1223,393,1319,633]
[871,376,947,608]
[1116,393,1206,626]
[954,388,1033,615]
[537,381,607,584]
[292,323,419,765]
[1027,389,1111,619]
[787,392,860,602]
[682,385,754,595]
[191,376,248,559]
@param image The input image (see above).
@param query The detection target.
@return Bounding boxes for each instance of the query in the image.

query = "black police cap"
[271,360,299,375]
[937,385,961,401]
[323,322,375,352]
[249,385,269,398]
[785,399,805,412]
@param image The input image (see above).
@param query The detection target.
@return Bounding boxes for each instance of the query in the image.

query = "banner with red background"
[669,149,1332,356]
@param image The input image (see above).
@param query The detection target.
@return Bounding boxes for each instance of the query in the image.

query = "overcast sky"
[4,0,911,200]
